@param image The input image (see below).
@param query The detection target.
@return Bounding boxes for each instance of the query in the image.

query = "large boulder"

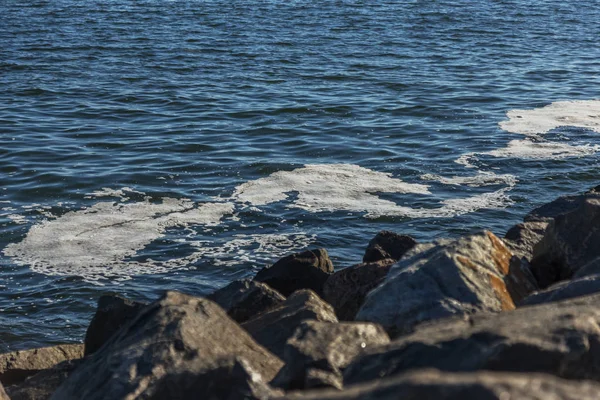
[242,290,338,359]
[0,344,83,386]
[253,249,334,297]
[271,321,389,390]
[524,187,600,222]
[362,231,417,263]
[503,221,548,262]
[279,370,600,400]
[322,260,394,321]
[208,279,285,323]
[520,274,600,306]
[531,198,600,288]
[344,293,600,384]
[51,291,283,400]
[84,294,146,356]
[355,231,536,337]
[5,359,81,400]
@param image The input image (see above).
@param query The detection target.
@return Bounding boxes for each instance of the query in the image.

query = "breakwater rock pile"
[3,186,600,399]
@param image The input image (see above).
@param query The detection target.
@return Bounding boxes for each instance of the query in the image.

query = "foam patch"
[421,172,517,187]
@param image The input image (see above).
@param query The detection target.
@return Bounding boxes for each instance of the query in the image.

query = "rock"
[242,290,338,359]
[362,231,417,263]
[0,382,8,400]
[355,231,536,337]
[520,275,600,306]
[531,198,600,288]
[503,221,548,262]
[84,294,146,356]
[0,344,83,386]
[51,291,283,400]
[254,249,334,297]
[278,369,600,400]
[322,260,394,321]
[524,189,600,222]
[271,321,389,391]
[345,293,600,384]
[6,359,81,400]
[208,279,285,323]
[573,257,600,278]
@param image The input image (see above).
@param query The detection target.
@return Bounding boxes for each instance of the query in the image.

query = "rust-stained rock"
[362,231,417,263]
[355,231,537,337]
[242,290,338,359]
[0,344,83,386]
[51,291,283,400]
[271,321,389,391]
[345,293,600,384]
[254,249,334,297]
[322,260,394,321]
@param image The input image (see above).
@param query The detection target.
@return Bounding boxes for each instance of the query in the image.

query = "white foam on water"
[485,139,600,159]
[421,172,517,187]
[233,163,431,213]
[6,214,27,225]
[499,100,600,137]
[85,187,146,200]
[3,197,234,282]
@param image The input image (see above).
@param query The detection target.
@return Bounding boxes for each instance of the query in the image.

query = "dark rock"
[531,198,600,288]
[362,231,417,263]
[355,231,536,337]
[84,294,146,356]
[254,249,334,297]
[345,293,600,384]
[0,344,83,386]
[0,382,8,400]
[208,279,285,323]
[6,359,81,400]
[51,291,283,400]
[503,221,548,262]
[573,257,600,278]
[524,190,600,222]
[322,260,394,321]
[271,321,389,391]
[242,290,338,359]
[279,369,600,400]
[520,275,600,306]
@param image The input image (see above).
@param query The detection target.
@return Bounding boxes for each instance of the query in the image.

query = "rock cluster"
[2,186,600,399]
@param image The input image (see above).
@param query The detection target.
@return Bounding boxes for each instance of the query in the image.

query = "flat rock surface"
[208,279,285,323]
[272,321,389,390]
[51,291,283,400]
[279,369,600,400]
[362,231,417,263]
[6,359,81,400]
[0,344,83,386]
[355,231,535,337]
[345,293,600,384]
[322,260,393,321]
[242,290,338,359]
[254,249,334,297]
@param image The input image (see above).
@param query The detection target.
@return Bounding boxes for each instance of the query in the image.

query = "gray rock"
[271,321,389,391]
[503,221,548,262]
[51,291,283,400]
[573,256,600,278]
[208,279,285,323]
[355,231,536,337]
[0,344,83,386]
[531,198,600,288]
[84,294,146,356]
[254,249,334,297]
[520,275,600,306]
[279,369,600,400]
[345,293,600,384]
[524,189,600,222]
[5,359,81,400]
[362,231,417,263]
[242,290,338,359]
[322,260,394,321]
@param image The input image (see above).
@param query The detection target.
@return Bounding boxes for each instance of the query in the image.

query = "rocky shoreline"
[3,186,600,399]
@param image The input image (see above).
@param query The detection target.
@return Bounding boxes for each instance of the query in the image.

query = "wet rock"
[84,294,147,356]
[254,249,334,297]
[322,260,394,321]
[503,221,548,262]
[531,198,600,288]
[520,275,600,306]
[362,231,417,263]
[242,290,338,359]
[345,293,600,384]
[355,231,536,337]
[51,291,283,400]
[0,344,83,386]
[208,279,285,323]
[6,359,81,400]
[279,369,600,400]
[271,321,389,391]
